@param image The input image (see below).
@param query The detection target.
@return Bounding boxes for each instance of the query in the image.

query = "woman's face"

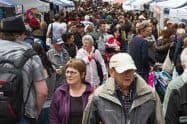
[65,67,83,85]
[83,40,92,52]
[68,35,75,43]
[114,30,120,39]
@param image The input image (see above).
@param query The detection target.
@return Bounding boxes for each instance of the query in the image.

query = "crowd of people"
[0,2,187,124]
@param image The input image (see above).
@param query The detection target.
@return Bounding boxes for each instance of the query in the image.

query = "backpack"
[0,49,37,123]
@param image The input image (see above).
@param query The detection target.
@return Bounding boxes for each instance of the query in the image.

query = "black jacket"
[165,83,187,124]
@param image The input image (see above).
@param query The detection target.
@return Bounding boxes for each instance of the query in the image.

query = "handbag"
[49,23,53,39]
[94,49,104,85]
[162,49,174,74]
[46,23,53,47]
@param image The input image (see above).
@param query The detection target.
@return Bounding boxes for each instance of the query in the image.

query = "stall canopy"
[169,6,187,23]
[156,0,187,9]
[131,0,153,11]
[16,0,50,12]
[0,0,18,7]
[122,0,137,11]
[58,0,74,7]
[0,0,22,14]
[50,0,75,8]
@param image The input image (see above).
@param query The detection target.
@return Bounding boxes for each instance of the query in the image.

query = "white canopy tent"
[0,0,22,14]
[169,6,187,22]
[150,0,187,28]
[0,0,17,7]
[59,0,74,7]
[131,0,153,11]
[156,0,187,9]
[122,0,137,11]
[16,0,50,12]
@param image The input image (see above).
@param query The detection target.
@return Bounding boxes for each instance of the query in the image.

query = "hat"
[52,37,64,45]
[0,16,26,32]
[109,53,136,73]
[166,20,174,25]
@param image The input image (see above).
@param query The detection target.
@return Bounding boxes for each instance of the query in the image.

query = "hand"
[103,74,107,81]
[56,68,62,75]
[115,47,120,51]
[90,52,95,59]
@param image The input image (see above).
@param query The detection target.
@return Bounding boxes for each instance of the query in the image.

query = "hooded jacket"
[82,74,165,124]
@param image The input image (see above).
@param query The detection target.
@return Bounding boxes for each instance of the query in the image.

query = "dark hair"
[32,42,55,77]
[0,32,24,41]
[65,32,74,42]
[98,19,106,27]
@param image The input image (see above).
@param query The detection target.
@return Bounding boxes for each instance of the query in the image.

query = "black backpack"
[0,49,37,123]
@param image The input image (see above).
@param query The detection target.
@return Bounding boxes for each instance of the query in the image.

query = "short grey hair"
[180,47,187,68]
[82,34,94,45]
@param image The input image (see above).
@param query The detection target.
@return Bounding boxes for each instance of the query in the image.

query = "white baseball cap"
[109,53,137,73]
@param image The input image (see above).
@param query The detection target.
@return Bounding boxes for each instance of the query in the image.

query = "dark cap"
[0,16,26,33]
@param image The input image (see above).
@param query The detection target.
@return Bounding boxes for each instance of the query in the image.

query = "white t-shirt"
[47,22,66,39]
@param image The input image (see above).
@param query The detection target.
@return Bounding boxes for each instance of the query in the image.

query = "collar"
[58,81,94,94]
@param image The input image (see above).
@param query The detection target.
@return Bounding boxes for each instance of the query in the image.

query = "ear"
[109,68,115,78]
[81,72,86,79]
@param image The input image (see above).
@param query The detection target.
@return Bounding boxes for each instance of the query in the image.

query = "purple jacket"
[49,82,94,124]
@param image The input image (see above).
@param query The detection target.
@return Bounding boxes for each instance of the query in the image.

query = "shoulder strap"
[51,23,53,38]
[0,49,37,68]
[17,49,37,107]
[16,49,37,68]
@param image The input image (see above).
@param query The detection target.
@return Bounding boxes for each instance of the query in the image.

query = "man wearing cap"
[82,53,164,124]
[0,16,48,123]
[47,37,70,86]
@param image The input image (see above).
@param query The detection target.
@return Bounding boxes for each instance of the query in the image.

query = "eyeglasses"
[65,70,78,75]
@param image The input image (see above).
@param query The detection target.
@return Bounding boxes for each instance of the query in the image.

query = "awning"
[0,0,18,7]
[16,0,50,12]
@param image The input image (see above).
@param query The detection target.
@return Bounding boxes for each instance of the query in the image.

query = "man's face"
[141,27,150,38]
[53,43,63,52]
[100,24,106,33]
[110,69,135,91]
